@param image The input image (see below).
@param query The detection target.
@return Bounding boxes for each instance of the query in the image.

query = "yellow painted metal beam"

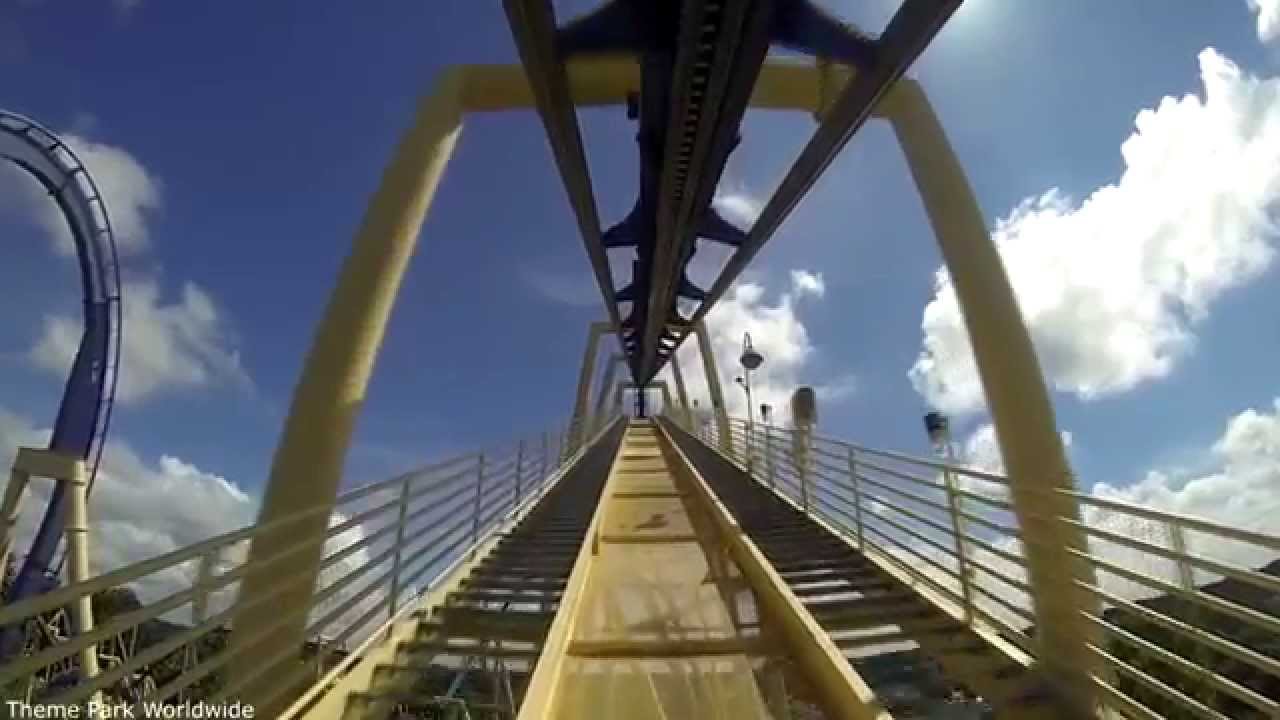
[655,423,893,720]
[520,421,788,719]
[233,55,867,716]
[515,423,630,720]
[694,320,732,454]
[882,79,1102,714]
[229,68,470,715]
[566,637,768,659]
[572,321,614,446]
[454,58,868,117]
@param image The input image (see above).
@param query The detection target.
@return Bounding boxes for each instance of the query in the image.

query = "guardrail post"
[800,465,810,513]
[793,424,811,513]
[193,548,217,625]
[540,431,550,484]
[765,424,777,489]
[514,439,525,513]
[1167,518,1195,592]
[939,461,974,623]
[847,447,865,550]
[183,547,219,702]
[470,453,486,559]
[388,473,412,617]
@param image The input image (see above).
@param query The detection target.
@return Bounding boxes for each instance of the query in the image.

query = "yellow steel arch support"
[594,354,625,428]
[228,62,643,714]
[227,67,469,714]
[882,79,1102,714]
[693,321,732,453]
[572,321,614,447]
[224,56,1001,718]
[668,351,692,426]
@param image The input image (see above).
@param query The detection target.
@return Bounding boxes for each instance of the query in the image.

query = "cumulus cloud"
[661,268,851,424]
[0,407,254,606]
[910,401,1280,631]
[911,49,1280,415]
[713,188,763,227]
[1248,0,1280,43]
[4,122,249,404]
[521,266,602,307]
[1086,398,1280,581]
[0,405,378,633]
[0,131,161,256]
[29,278,250,404]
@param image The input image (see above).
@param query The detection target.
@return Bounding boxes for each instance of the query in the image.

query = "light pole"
[736,333,764,467]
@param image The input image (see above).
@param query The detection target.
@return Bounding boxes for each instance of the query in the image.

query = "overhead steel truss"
[503,0,961,384]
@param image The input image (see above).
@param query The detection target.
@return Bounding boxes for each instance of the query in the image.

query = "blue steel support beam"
[556,1,883,383]
[684,0,962,340]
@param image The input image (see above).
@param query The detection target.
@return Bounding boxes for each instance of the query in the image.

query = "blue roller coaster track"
[0,111,123,629]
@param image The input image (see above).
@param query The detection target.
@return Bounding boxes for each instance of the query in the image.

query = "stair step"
[771,557,866,573]
[979,674,1056,708]
[447,588,563,605]
[810,601,934,630]
[804,591,919,612]
[791,582,898,599]
[463,575,568,590]
[427,606,556,642]
[395,639,542,660]
[777,564,873,580]
[481,556,579,570]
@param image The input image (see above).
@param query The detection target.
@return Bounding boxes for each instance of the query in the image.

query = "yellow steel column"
[229,69,467,714]
[693,321,731,452]
[572,321,613,447]
[884,78,1100,712]
[593,353,623,430]
[658,381,674,416]
[669,351,692,426]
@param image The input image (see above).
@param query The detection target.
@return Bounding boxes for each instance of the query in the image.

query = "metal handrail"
[3,410,620,707]
[667,411,1280,719]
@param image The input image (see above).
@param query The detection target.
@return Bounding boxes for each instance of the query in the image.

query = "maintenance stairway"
[320,419,1058,719]
[8,412,1280,720]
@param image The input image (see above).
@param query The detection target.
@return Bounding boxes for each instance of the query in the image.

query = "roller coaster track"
[0,111,122,633]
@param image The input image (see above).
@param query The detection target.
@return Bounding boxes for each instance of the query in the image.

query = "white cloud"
[1249,0,1280,43]
[29,278,249,404]
[713,188,762,227]
[911,49,1280,415]
[662,269,850,425]
[1086,398,1280,583]
[0,405,379,634]
[0,407,254,606]
[4,122,249,404]
[788,269,824,297]
[914,401,1280,630]
[521,266,602,307]
[0,131,161,256]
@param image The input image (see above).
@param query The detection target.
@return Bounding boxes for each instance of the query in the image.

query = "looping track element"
[0,110,123,611]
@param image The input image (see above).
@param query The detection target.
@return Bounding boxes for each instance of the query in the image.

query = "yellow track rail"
[517,419,889,720]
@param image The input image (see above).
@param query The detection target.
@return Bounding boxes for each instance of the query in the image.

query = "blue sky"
[4,0,1280,573]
